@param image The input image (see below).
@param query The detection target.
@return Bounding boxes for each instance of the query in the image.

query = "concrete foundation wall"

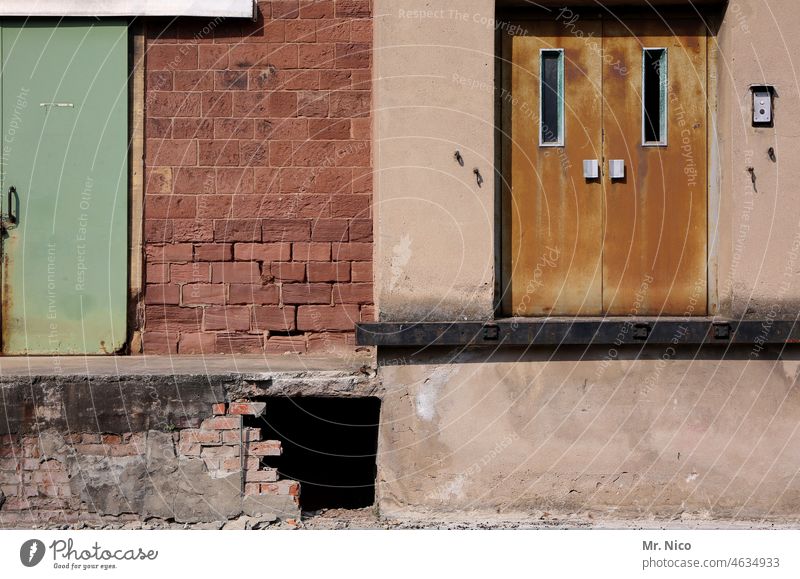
[377,348,800,520]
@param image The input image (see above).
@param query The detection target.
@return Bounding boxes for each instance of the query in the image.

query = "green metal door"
[0,20,128,354]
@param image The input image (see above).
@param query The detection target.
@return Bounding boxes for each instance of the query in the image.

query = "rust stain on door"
[505,20,604,316]
[602,20,708,316]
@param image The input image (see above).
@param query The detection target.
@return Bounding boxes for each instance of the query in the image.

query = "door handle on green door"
[7,186,16,225]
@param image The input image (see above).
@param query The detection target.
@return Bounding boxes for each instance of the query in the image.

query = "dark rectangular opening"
[245,397,381,512]
[540,49,562,144]
[643,48,667,144]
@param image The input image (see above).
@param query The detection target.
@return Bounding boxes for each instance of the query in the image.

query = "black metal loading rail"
[356,319,800,347]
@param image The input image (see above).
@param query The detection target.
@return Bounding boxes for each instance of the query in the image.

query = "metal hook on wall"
[473,168,483,188]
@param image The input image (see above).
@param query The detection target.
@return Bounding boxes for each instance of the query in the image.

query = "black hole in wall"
[246,397,381,511]
[643,48,665,143]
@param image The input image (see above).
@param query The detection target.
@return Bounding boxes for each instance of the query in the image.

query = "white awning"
[0,0,255,18]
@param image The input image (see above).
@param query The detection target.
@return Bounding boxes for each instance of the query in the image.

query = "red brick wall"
[141,0,374,355]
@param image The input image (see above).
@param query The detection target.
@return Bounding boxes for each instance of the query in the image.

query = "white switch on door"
[583,160,599,179]
[609,160,625,179]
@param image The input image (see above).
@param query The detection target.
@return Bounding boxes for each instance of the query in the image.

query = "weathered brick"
[307,332,355,354]
[202,91,233,117]
[200,416,240,430]
[212,261,261,283]
[317,20,350,43]
[246,440,282,456]
[214,219,263,242]
[311,219,349,241]
[146,243,194,263]
[204,306,252,331]
[222,428,262,443]
[174,70,213,91]
[234,243,291,262]
[286,19,317,42]
[335,0,371,18]
[194,243,233,261]
[271,262,305,282]
[297,305,358,331]
[260,480,300,496]
[215,118,255,140]
[281,283,331,304]
[351,261,372,283]
[177,440,202,456]
[292,242,330,261]
[300,0,333,18]
[245,468,279,483]
[199,139,239,166]
[173,118,213,139]
[348,219,372,241]
[212,403,227,416]
[227,402,266,416]
[228,284,280,305]
[215,333,264,354]
[332,242,371,261]
[146,139,198,165]
[333,283,372,304]
[180,429,220,444]
[147,44,198,70]
[308,262,350,282]
[172,218,215,242]
[199,44,230,69]
[217,168,255,194]
[331,91,371,118]
[252,306,296,331]
[201,445,238,458]
[178,331,217,353]
[144,284,180,305]
[173,167,216,194]
[335,43,370,69]
[182,284,226,305]
[171,263,211,283]
[265,335,307,353]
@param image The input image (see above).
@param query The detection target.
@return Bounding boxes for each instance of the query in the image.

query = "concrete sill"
[355,318,800,347]
[0,354,375,383]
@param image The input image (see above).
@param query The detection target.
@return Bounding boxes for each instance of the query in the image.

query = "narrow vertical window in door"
[642,48,667,146]
[540,49,564,146]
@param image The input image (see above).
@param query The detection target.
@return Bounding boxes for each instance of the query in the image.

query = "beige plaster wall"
[715,0,800,317]
[374,0,496,321]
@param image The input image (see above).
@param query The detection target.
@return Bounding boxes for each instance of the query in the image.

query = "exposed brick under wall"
[0,401,299,527]
[141,0,374,355]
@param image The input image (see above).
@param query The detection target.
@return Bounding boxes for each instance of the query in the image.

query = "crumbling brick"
[200,416,241,430]
[227,402,267,416]
[247,440,283,456]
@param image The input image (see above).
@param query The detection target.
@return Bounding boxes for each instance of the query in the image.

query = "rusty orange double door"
[504,16,708,317]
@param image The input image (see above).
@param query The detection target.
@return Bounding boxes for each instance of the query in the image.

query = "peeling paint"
[415,366,455,421]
